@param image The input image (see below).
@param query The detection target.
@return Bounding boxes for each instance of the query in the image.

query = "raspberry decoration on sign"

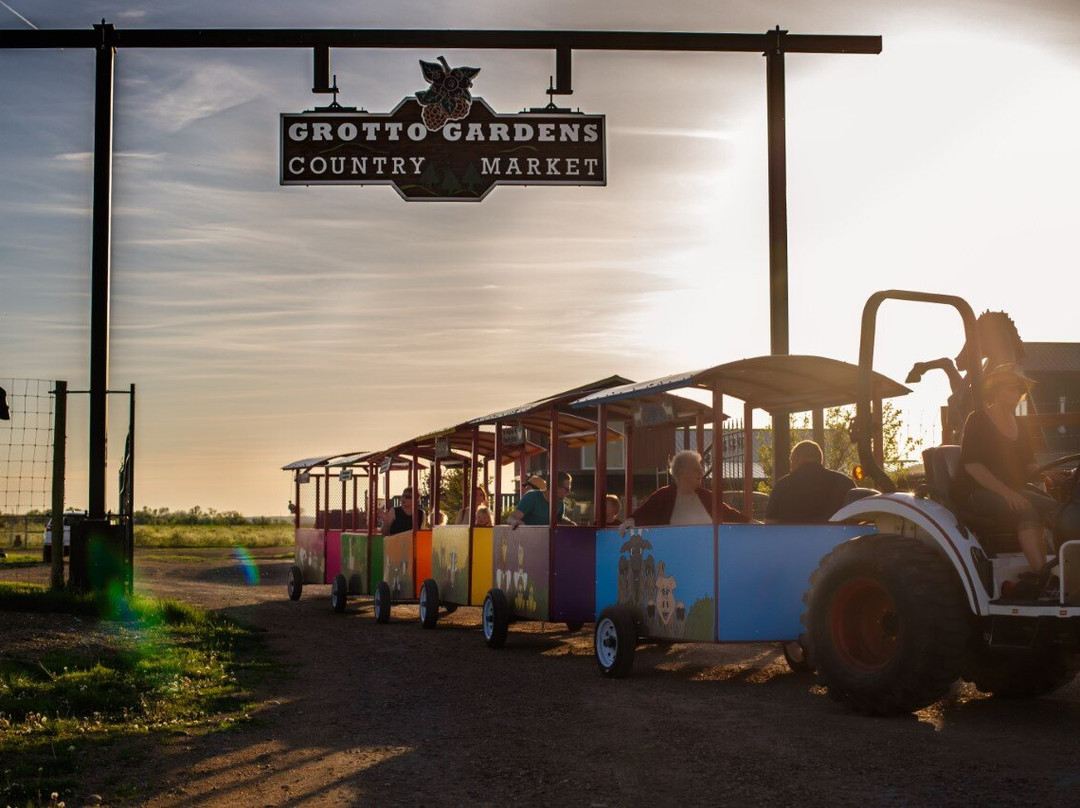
[415,56,480,132]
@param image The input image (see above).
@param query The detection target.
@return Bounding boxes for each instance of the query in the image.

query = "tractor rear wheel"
[803,534,968,715]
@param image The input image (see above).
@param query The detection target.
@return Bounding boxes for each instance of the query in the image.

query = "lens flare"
[231,546,259,586]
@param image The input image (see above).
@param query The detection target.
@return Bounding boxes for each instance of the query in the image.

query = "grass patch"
[0,582,265,805]
[137,553,211,564]
[0,553,41,569]
[135,523,292,548]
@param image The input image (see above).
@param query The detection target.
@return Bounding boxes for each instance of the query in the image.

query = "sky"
[2,0,1079,516]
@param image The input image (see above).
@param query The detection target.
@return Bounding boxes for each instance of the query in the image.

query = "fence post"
[50,381,67,590]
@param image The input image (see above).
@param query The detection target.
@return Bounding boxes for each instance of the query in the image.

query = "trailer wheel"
[565,621,584,633]
[482,588,510,649]
[963,635,1080,699]
[782,640,814,674]
[287,564,303,601]
[419,578,440,629]
[594,606,637,678]
[374,580,392,624]
[331,573,348,613]
[803,534,968,714]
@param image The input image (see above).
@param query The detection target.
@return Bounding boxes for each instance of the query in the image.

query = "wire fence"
[0,379,55,551]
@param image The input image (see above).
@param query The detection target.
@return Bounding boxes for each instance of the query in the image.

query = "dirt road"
[5,547,1080,806]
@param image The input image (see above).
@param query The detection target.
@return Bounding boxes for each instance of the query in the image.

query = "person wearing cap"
[381,487,425,536]
[508,472,572,528]
[951,363,1057,583]
[520,475,547,494]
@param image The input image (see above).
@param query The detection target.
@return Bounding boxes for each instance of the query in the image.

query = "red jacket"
[630,485,748,526]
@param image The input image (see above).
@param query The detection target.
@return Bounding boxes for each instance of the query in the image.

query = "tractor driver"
[951,364,1058,590]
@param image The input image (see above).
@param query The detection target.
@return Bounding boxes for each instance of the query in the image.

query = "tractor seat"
[921,445,1020,556]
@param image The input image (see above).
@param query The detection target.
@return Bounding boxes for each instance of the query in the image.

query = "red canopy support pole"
[323,469,330,524]
[339,476,346,529]
[411,450,420,526]
[743,401,754,517]
[383,464,391,531]
[696,412,706,455]
[369,464,378,534]
[314,475,321,528]
[470,426,480,526]
[433,458,442,526]
[494,421,503,524]
[712,382,724,524]
[549,408,561,622]
[549,409,560,527]
[623,420,635,513]
[351,476,358,530]
[294,474,301,531]
[595,403,608,526]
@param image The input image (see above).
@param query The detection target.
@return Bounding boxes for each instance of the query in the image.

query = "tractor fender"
[829,492,990,616]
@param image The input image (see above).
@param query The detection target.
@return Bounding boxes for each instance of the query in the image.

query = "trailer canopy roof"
[571,355,910,414]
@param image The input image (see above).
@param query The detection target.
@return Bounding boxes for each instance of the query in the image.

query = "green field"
[134,522,292,548]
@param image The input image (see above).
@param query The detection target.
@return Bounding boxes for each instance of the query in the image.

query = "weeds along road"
[5,546,1080,806]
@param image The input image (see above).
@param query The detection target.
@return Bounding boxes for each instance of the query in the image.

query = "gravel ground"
[3,546,1080,806]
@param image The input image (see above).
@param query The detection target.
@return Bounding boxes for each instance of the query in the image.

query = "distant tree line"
[135,506,284,526]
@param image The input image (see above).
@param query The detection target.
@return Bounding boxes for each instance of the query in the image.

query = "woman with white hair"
[618,449,748,536]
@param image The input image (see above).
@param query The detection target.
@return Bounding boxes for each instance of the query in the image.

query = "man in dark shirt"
[381,486,425,536]
[766,440,855,524]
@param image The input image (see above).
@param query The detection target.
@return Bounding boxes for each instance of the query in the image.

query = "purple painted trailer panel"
[553,526,596,623]
[324,529,342,584]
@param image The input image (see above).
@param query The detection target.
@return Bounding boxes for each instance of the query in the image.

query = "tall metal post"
[50,381,67,590]
[126,383,135,594]
[88,23,115,519]
[766,26,791,479]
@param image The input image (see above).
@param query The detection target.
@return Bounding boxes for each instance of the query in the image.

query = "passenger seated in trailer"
[381,486,425,536]
[765,440,855,524]
[950,364,1058,592]
[455,486,490,525]
[618,450,749,536]
[604,494,622,526]
[474,505,494,527]
[508,472,576,528]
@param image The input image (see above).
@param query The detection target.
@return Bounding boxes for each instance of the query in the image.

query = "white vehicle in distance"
[43,510,87,562]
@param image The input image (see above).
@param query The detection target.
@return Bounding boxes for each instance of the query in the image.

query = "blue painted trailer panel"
[715,524,873,641]
[596,525,716,642]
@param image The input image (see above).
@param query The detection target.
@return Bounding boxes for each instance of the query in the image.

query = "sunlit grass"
[0,582,265,805]
[0,553,41,568]
[135,523,292,548]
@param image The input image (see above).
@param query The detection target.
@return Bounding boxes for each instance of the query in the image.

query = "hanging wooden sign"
[281,58,606,200]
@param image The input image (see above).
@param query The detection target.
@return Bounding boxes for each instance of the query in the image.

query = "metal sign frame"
[0,24,881,515]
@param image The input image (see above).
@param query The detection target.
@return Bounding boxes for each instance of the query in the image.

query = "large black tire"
[287,564,303,601]
[963,634,1080,699]
[419,578,440,629]
[331,573,348,613]
[565,621,585,633]
[803,534,969,715]
[374,580,392,624]
[482,588,510,649]
[782,640,815,674]
[594,605,637,678]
